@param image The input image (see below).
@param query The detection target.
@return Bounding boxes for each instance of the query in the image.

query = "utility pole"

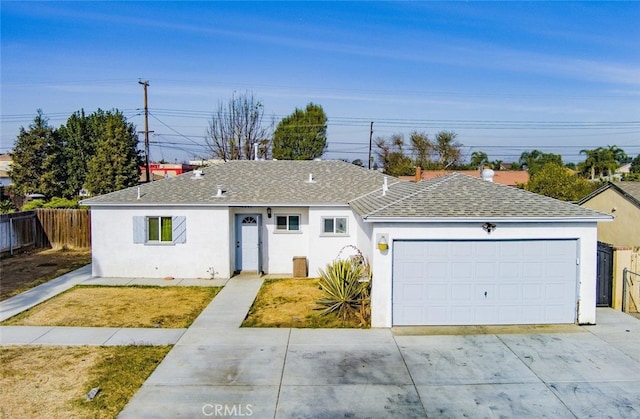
[368,121,374,170]
[138,80,151,182]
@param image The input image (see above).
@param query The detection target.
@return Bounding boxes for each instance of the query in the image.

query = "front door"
[235,215,260,272]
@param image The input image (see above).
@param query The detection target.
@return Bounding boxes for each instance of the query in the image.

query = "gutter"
[81,202,351,208]
[361,215,614,223]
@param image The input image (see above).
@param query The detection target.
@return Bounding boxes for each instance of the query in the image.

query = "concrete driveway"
[119,276,640,418]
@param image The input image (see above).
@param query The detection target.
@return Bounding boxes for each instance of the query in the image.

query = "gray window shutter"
[133,216,146,243]
[172,216,186,244]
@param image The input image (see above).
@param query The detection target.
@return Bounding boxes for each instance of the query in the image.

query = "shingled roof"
[350,173,611,221]
[82,160,399,206]
[82,161,610,222]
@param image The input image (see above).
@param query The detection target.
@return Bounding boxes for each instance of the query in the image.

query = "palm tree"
[470,151,489,169]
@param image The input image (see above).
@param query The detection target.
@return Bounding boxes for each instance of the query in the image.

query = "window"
[133,216,186,245]
[275,214,300,232]
[323,217,348,234]
[148,216,172,242]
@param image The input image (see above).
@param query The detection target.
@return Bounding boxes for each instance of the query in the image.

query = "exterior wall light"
[482,222,497,234]
[266,207,272,218]
[377,234,389,251]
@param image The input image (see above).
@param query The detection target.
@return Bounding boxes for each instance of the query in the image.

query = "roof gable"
[578,181,640,210]
[351,173,611,221]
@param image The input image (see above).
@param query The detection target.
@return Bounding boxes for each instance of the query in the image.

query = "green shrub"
[22,199,45,211]
[43,197,79,208]
[317,256,371,326]
[0,200,16,214]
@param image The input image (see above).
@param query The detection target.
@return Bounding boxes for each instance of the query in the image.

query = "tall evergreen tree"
[58,109,97,198]
[272,103,327,160]
[10,110,65,198]
[85,111,141,195]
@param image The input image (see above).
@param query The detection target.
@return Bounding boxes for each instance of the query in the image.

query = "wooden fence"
[0,211,37,254]
[0,209,91,254]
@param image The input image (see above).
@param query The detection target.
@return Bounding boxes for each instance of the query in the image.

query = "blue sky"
[2,1,639,164]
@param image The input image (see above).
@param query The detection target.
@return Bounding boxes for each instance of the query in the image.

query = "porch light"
[377,235,389,251]
[267,207,272,218]
[482,222,496,234]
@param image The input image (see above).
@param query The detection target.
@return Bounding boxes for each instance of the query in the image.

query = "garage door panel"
[451,284,472,301]
[426,284,448,300]
[393,240,577,326]
[498,283,520,300]
[475,262,497,279]
[426,262,449,279]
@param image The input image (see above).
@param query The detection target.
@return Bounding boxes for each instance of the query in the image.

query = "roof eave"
[362,216,613,223]
[81,201,350,208]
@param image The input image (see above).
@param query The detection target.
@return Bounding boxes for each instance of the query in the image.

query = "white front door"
[236,215,260,272]
[392,239,578,326]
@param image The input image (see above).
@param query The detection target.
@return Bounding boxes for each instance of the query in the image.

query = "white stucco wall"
[369,221,599,328]
[91,206,231,279]
[260,207,310,274]
[307,207,364,276]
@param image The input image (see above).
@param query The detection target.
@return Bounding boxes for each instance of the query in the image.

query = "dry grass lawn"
[2,286,220,328]
[0,248,91,301]
[242,278,367,328]
[0,345,170,419]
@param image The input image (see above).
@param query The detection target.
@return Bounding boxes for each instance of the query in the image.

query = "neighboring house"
[140,163,195,182]
[578,182,640,248]
[0,154,12,187]
[400,168,529,187]
[82,160,610,327]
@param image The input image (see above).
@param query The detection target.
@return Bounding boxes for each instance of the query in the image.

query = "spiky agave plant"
[317,258,370,324]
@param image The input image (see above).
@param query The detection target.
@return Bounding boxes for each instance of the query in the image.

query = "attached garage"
[392,239,578,326]
[350,173,613,328]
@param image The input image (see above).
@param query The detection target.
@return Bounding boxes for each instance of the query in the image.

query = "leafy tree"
[433,131,462,168]
[519,150,563,176]
[623,154,640,181]
[272,103,327,160]
[410,131,433,169]
[525,163,596,201]
[57,109,98,198]
[375,134,414,176]
[470,151,489,169]
[85,111,141,195]
[631,154,640,174]
[10,110,66,198]
[579,146,628,180]
[205,91,271,161]
[491,160,503,171]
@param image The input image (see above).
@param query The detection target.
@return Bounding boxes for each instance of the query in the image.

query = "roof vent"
[191,170,204,179]
[214,185,226,198]
[481,168,495,182]
[306,173,316,183]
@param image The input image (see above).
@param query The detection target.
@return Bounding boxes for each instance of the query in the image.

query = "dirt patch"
[0,248,91,301]
[2,286,220,328]
[242,278,366,328]
[0,345,170,418]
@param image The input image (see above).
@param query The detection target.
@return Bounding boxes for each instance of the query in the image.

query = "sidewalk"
[0,265,225,346]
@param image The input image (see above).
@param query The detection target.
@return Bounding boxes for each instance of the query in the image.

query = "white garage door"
[392,240,578,326]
